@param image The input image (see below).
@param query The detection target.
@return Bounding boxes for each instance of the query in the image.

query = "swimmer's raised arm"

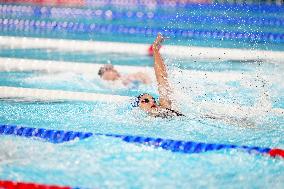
[132,34,184,118]
[152,34,172,109]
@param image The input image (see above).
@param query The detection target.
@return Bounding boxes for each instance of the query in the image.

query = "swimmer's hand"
[152,33,169,51]
[157,32,170,39]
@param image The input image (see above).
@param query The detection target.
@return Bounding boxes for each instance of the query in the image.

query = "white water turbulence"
[1,61,283,131]
[166,58,284,129]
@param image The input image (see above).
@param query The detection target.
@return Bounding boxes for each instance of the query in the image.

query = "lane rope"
[0,180,74,189]
[1,86,283,116]
[0,124,93,143]
[0,18,283,43]
[100,133,284,158]
[0,57,251,81]
[0,124,283,158]
[1,36,283,62]
[7,1,282,12]
[1,4,283,27]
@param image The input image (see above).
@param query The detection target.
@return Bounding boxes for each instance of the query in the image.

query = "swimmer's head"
[98,64,120,81]
[132,93,158,112]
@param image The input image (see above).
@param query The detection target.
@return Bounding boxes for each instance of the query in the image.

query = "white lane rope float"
[0,57,252,82]
[0,57,283,116]
[1,86,283,117]
[0,36,284,62]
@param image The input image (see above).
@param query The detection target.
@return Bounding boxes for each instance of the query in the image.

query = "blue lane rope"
[1,1,283,13]
[0,124,93,143]
[97,133,271,155]
[32,1,283,13]
[1,5,283,27]
[161,2,284,13]
[0,124,280,157]
[0,18,283,43]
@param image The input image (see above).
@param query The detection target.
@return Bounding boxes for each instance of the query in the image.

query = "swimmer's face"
[138,94,158,112]
[101,68,120,81]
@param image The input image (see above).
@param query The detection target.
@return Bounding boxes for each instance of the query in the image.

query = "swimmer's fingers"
[157,33,170,41]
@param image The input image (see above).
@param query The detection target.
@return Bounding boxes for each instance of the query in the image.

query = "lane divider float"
[0,124,283,158]
[99,133,284,158]
[0,124,93,143]
[2,1,282,13]
[0,180,75,189]
[1,4,283,27]
[1,36,284,62]
[1,86,283,116]
[0,18,283,43]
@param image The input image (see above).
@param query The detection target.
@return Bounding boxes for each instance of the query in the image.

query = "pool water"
[0,2,284,189]
[0,50,283,188]
[0,99,284,188]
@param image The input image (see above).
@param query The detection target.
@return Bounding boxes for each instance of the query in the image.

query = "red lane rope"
[0,180,72,189]
[268,148,284,158]
[3,0,85,6]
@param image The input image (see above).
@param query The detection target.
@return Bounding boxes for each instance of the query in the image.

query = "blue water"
[0,50,283,188]
[0,2,284,189]
[0,99,284,188]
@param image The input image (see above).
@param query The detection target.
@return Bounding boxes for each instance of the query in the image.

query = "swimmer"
[98,63,151,86]
[132,33,184,118]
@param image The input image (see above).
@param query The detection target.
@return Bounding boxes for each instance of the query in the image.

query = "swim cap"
[131,93,145,107]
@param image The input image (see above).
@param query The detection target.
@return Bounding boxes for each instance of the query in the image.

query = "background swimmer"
[98,64,151,86]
